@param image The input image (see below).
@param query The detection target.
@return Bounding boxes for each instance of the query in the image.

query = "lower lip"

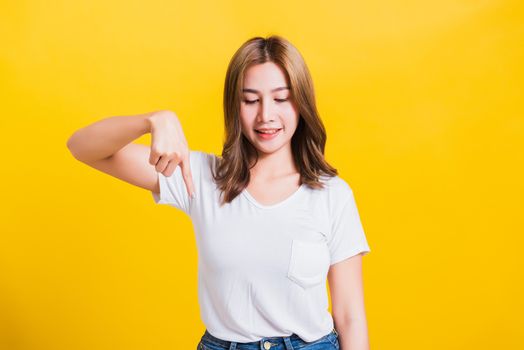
[256,129,282,140]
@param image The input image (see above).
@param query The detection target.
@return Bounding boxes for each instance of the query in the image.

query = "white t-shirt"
[152,150,371,342]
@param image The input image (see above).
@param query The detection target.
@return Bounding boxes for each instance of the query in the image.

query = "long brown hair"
[212,34,338,206]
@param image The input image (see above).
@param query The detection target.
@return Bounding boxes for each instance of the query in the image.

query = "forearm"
[335,319,370,350]
[66,111,155,162]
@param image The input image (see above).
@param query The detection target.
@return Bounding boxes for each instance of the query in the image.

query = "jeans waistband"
[201,328,338,349]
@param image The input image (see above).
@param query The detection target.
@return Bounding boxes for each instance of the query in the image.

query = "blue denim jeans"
[197,328,339,350]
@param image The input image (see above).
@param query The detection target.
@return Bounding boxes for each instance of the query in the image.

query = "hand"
[147,110,195,198]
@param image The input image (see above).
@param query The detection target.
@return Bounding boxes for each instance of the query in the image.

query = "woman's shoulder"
[188,150,220,177]
[319,174,353,194]
[315,174,356,210]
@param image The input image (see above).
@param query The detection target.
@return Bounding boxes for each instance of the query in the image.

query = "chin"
[253,143,287,155]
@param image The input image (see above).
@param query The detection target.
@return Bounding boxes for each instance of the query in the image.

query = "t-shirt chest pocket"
[287,238,330,290]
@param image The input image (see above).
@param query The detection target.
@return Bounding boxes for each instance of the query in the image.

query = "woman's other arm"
[328,254,370,350]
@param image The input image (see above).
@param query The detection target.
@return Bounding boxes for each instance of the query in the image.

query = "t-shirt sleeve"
[151,150,202,216]
[328,188,371,265]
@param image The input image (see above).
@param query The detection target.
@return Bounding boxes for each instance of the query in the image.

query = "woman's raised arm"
[66,110,195,197]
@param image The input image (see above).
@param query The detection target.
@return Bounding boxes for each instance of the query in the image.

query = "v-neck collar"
[241,184,306,210]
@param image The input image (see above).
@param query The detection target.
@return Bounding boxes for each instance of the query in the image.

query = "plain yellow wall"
[1,1,523,349]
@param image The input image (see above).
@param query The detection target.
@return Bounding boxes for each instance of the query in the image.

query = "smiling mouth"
[254,128,283,134]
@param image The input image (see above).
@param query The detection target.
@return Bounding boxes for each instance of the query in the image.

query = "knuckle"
[172,150,183,158]
[150,147,161,157]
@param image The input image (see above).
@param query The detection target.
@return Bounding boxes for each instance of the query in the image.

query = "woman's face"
[240,61,300,157]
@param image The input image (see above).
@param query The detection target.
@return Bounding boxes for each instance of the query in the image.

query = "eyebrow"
[242,86,290,93]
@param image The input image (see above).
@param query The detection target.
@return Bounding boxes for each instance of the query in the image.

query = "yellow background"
[1,1,523,349]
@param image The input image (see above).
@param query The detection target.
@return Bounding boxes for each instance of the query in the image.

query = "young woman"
[67,35,371,350]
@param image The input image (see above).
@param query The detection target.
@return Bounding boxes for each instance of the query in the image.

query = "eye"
[242,98,288,104]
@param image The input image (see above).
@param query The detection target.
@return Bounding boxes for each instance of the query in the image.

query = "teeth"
[256,129,280,134]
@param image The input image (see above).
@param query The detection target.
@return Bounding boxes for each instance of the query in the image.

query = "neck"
[249,145,299,180]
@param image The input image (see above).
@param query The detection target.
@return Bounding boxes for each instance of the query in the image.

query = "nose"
[257,98,276,122]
